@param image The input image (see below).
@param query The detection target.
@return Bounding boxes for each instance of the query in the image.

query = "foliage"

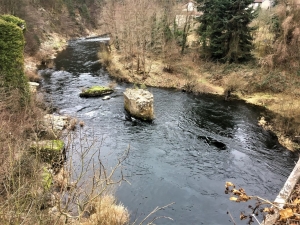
[0,14,30,107]
[262,0,300,70]
[197,0,257,63]
[0,14,26,30]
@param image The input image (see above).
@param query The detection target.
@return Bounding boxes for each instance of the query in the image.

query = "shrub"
[255,71,287,93]
[0,15,30,107]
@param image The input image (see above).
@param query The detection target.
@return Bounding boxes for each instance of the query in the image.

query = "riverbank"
[106,48,300,151]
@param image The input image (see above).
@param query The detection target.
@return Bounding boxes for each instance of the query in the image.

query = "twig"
[251,214,260,224]
[249,196,280,209]
[138,202,175,225]
[227,210,237,225]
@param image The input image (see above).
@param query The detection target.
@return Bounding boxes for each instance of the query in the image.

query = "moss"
[42,167,52,190]
[79,86,113,97]
[43,140,64,152]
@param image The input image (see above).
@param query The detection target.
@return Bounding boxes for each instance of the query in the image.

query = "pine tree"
[197,0,256,63]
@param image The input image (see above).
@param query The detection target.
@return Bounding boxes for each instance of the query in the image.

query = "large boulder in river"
[79,86,113,97]
[123,88,154,121]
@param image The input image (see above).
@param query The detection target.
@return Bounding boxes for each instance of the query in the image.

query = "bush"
[0,14,26,30]
[255,71,287,93]
[0,14,30,107]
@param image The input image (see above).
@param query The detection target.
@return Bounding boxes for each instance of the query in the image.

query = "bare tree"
[101,0,179,77]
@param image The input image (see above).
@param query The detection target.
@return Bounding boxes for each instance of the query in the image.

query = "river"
[40,37,298,224]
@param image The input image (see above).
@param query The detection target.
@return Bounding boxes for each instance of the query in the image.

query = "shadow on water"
[40,37,299,225]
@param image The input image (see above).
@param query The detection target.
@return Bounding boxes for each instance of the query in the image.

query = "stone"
[43,114,69,133]
[102,95,111,100]
[123,88,154,121]
[28,81,39,93]
[79,86,113,97]
[30,140,65,164]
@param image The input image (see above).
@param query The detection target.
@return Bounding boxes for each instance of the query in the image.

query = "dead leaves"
[225,182,300,224]
[230,196,238,201]
[263,207,275,214]
[293,197,300,205]
[225,181,235,188]
[279,208,293,221]
[225,182,251,202]
[240,212,247,220]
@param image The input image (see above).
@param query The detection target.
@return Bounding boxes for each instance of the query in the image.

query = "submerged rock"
[198,135,227,150]
[102,95,111,100]
[79,86,113,97]
[123,88,154,121]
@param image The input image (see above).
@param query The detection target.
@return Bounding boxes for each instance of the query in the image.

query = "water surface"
[40,37,297,224]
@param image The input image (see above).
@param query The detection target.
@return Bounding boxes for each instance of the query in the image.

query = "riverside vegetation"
[0,0,300,224]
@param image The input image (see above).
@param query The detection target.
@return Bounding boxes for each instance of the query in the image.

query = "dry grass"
[81,195,129,225]
[223,72,247,93]
[107,48,224,95]
[0,82,53,224]
[98,50,112,67]
[26,70,41,82]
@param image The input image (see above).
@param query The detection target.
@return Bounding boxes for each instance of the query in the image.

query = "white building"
[250,0,272,9]
[176,1,201,28]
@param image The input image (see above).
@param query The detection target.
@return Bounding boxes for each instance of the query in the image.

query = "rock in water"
[79,86,113,97]
[123,88,154,121]
[102,95,111,100]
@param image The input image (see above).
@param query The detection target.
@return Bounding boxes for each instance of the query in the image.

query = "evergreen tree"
[197,0,257,63]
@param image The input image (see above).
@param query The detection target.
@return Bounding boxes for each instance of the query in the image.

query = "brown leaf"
[230,197,238,201]
[263,208,271,213]
[279,208,294,221]
[240,212,247,220]
[263,207,275,214]
[225,182,234,188]
[293,197,300,205]
[232,189,242,195]
[239,193,251,202]
[239,188,246,194]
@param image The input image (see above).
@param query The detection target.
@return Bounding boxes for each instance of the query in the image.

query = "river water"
[40,37,298,224]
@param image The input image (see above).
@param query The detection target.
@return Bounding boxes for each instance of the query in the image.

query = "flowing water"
[40,37,298,224]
